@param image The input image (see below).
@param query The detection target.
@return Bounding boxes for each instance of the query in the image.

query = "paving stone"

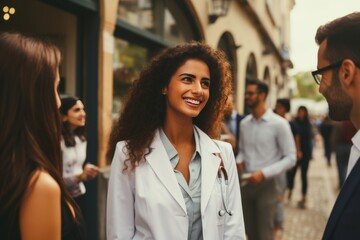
[281,138,339,240]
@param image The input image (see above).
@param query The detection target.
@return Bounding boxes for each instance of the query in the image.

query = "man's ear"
[340,59,357,87]
[259,92,267,101]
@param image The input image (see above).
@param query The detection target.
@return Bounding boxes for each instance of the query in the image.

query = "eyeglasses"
[311,61,342,85]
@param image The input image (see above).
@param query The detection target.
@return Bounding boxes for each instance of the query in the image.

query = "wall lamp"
[209,0,231,23]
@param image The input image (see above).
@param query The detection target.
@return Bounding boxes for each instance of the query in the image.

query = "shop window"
[113,0,200,116]
[112,39,148,118]
[118,0,156,33]
[117,0,191,44]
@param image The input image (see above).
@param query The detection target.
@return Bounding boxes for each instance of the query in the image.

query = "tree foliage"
[292,71,324,101]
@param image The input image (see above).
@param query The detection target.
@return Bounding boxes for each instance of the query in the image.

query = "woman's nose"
[191,81,202,94]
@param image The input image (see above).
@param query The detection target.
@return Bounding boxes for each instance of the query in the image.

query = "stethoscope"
[216,154,233,217]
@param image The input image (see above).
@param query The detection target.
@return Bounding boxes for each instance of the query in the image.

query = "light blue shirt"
[159,128,203,240]
[225,110,238,137]
[236,109,296,178]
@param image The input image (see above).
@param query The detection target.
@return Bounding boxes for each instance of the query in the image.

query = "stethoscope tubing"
[218,166,233,216]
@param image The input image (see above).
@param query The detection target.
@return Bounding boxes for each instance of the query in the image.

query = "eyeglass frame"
[311,61,342,85]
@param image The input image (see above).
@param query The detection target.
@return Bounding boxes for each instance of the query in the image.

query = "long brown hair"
[0,32,79,238]
[107,41,232,170]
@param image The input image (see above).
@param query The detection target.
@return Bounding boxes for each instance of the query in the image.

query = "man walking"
[313,12,360,239]
[236,79,296,240]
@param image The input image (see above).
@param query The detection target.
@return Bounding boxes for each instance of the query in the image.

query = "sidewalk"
[282,137,339,240]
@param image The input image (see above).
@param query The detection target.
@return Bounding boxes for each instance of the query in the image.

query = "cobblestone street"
[282,138,339,240]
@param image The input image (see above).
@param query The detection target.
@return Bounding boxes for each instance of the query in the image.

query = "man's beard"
[325,75,352,121]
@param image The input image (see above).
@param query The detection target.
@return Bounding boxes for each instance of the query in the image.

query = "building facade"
[1,0,294,238]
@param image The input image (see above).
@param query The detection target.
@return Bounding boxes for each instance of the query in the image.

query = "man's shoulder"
[240,114,252,123]
[267,111,289,125]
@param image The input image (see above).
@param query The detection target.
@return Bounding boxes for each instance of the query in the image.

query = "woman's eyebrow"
[179,73,210,81]
[179,73,196,78]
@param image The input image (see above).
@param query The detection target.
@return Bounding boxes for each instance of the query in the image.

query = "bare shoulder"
[28,170,61,197]
[22,170,61,210]
[20,170,62,240]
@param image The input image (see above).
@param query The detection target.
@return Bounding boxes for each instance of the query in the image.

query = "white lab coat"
[106,126,246,240]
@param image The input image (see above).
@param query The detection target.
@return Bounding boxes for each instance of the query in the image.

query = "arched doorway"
[217,32,238,100]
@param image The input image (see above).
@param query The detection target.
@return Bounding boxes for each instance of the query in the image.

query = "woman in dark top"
[287,106,313,208]
[0,32,84,239]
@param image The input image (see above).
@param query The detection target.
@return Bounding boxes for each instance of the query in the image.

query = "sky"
[290,0,360,74]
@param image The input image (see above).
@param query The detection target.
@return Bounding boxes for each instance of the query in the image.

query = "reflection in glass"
[163,8,185,43]
[118,0,155,33]
[112,39,147,118]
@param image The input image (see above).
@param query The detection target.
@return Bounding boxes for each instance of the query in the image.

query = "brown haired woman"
[0,32,85,239]
[106,41,246,239]
[60,95,99,214]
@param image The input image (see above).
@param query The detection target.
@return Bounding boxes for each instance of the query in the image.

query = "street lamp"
[209,0,231,23]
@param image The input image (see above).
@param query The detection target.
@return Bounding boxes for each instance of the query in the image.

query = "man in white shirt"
[313,12,360,239]
[236,79,296,240]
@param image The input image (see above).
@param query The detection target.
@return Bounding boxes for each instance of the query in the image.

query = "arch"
[217,32,238,97]
[263,66,276,107]
[263,66,270,83]
[178,0,205,40]
[243,53,258,114]
[246,53,258,81]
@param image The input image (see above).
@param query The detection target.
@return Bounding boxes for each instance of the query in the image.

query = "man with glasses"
[236,79,296,240]
[313,12,360,239]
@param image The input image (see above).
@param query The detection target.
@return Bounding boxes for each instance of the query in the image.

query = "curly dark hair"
[107,41,232,170]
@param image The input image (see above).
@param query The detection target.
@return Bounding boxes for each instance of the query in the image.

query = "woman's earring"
[162,89,167,95]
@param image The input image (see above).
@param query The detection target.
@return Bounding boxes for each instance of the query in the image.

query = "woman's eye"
[182,77,192,82]
[201,81,210,88]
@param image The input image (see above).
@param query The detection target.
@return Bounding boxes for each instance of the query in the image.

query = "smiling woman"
[60,96,99,215]
[106,41,246,240]
[162,59,210,122]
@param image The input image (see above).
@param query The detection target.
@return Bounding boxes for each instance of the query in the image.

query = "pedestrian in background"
[236,80,296,240]
[273,98,301,239]
[313,12,360,238]
[320,114,334,166]
[106,41,246,240]
[0,32,85,239]
[287,106,314,209]
[221,94,244,156]
[331,120,357,188]
[60,96,99,214]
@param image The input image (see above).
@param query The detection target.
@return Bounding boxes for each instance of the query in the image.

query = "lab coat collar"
[146,126,221,215]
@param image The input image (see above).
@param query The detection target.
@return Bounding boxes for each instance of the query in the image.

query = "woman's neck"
[162,117,194,146]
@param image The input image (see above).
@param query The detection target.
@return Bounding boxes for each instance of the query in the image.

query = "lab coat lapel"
[145,130,187,213]
[196,127,221,214]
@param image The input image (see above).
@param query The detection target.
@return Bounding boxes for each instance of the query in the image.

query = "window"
[113,0,201,116]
